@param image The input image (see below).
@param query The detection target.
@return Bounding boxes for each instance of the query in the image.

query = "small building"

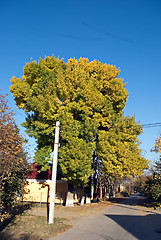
[23,163,85,205]
[23,163,68,205]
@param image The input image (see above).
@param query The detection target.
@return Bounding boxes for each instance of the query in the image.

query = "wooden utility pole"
[48,121,60,224]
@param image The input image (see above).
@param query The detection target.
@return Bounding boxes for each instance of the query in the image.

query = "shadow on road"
[103,194,161,239]
[113,203,157,214]
[104,213,161,240]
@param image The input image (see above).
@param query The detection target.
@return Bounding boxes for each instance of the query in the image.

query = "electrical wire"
[141,122,161,128]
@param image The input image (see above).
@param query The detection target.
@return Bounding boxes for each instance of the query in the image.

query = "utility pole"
[48,121,60,224]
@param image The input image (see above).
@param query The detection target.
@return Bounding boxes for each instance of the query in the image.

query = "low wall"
[23,179,68,204]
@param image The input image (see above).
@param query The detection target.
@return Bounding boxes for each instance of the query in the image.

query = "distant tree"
[140,134,161,204]
[10,56,148,186]
[143,136,161,204]
[0,92,28,209]
[134,174,151,193]
[144,171,161,204]
[153,137,161,154]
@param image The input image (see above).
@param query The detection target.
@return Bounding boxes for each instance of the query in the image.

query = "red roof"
[27,163,52,180]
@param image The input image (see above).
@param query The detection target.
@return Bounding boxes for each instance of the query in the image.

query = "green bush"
[144,176,161,203]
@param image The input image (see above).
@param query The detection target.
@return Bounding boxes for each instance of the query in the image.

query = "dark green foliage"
[144,174,161,202]
[0,170,27,208]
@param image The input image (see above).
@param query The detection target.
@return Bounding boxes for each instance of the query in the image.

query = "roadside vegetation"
[0,210,71,240]
[134,155,161,208]
[0,92,29,211]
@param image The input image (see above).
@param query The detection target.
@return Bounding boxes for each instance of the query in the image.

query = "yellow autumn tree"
[10,55,148,186]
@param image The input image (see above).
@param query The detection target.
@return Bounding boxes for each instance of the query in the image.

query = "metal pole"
[48,121,60,224]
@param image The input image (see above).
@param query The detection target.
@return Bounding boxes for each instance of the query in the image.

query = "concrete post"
[48,121,60,224]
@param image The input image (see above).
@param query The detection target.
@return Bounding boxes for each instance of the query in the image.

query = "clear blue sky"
[0,0,161,164]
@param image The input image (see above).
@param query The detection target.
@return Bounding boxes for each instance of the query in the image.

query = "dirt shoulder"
[0,199,122,240]
[26,200,115,221]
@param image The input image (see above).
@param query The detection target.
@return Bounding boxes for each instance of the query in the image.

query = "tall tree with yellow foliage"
[10,55,148,186]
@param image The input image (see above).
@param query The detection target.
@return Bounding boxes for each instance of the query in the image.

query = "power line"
[142,122,161,128]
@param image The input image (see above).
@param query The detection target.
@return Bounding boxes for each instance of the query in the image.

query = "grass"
[0,199,120,240]
[0,211,71,240]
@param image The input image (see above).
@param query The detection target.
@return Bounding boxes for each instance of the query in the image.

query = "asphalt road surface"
[49,194,161,240]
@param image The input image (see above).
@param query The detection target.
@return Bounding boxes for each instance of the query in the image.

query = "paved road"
[49,194,161,240]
